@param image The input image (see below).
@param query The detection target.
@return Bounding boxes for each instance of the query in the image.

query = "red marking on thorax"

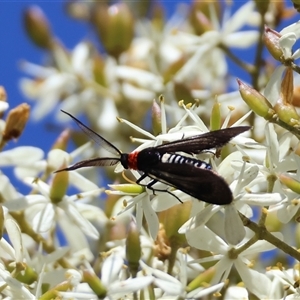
[128,152,139,170]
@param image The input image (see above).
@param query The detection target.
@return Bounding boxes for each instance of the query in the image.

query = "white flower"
[109,176,179,239]
[172,1,259,95]
[0,146,44,179]
[0,264,36,299]
[140,252,224,299]
[280,21,300,61]
[267,267,300,299]
[8,177,102,241]
[20,42,118,131]
[187,226,282,298]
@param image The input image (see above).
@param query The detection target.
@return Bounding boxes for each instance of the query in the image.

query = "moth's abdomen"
[160,153,211,170]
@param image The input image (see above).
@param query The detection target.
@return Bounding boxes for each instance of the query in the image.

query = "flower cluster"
[1,1,300,299]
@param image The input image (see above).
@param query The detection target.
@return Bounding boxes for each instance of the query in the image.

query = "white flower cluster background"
[1,1,300,299]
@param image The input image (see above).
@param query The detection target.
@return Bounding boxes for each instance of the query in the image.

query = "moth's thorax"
[132,148,161,171]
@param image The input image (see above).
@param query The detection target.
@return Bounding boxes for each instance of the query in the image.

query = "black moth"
[56,110,250,205]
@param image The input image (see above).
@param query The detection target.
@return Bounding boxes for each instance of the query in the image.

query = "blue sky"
[1,1,295,194]
[2,1,189,148]
[1,1,188,192]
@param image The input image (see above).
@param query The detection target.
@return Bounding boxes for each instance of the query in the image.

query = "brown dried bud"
[292,85,300,107]
[3,103,30,142]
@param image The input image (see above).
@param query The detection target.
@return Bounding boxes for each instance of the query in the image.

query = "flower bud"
[0,206,4,239]
[274,100,300,126]
[152,99,162,136]
[82,269,107,298]
[23,6,53,49]
[91,3,134,59]
[174,82,194,103]
[237,79,274,120]
[93,54,107,86]
[263,26,283,61]
[0,86,7,102]
[65,1,90,21]
[51,129,70,151]
[292,85,300,107]
[151,3,164,31]
[295,143,300,156]
[295,223,300,248]
[292,0,300,13]
[40,281,74,299]
[3,103,30,142]
[274,68,300,126]
[278,173,300,194]
[159,201,191,247]
[187,267,216,292]
[163,56,185,84]
[189,0,219,35]
[108,183,144,194]
[210,102,221,131]
[15,265,38,284]
[254,0,270,15]
[126,221,141,277]
[0,86,7,119]
[50,167,69,204]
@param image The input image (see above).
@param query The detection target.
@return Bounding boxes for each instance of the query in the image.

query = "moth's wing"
[156,126,250,154]
[55,157,120,172]
[147,163,233,205]
[61,110,121,156]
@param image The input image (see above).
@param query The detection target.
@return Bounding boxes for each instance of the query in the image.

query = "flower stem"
[239,212,300,261]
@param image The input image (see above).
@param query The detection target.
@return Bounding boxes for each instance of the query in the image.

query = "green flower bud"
[237,79,274,120]
[50,169,68,204]
[263,26,283,61]
[15,264,38,284]
[108,183,144,194]
[126,221,141,277]
[210,102,221,131]
[93,54,107,87]
[51,129,70,151]
[82,269,107,298]
[254,0,270,15]
[279,173,300,194]
[187,267,216,292]
[159,201,191,246]
[0,206,4,239]
[39,281,72,300]
[91,3,134,59]
[23,6,53,49]
[292,0,300,13]
[189,0,219,35]
[274,68,300,126]
[152,99,162,136]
